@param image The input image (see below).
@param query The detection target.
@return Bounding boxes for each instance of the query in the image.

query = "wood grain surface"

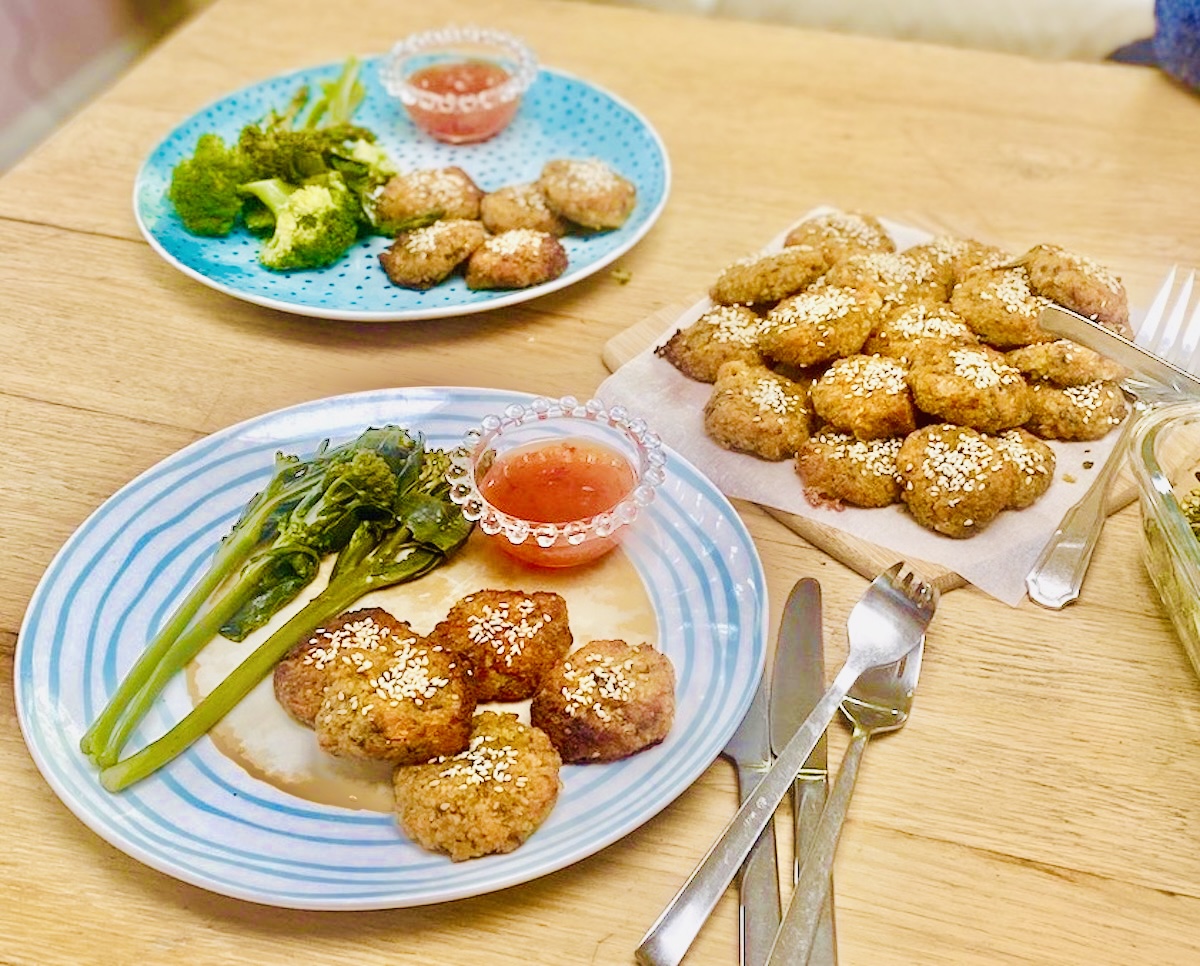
[3,0,1200,964]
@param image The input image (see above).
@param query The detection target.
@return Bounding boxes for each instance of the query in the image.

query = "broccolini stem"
[79,523,263,759]
[91,557,280,767]
[98,545,446,792]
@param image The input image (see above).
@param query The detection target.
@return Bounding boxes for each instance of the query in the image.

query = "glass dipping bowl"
[1131,400,1200,680]
[380,25,538,144]
[447,396,667,568]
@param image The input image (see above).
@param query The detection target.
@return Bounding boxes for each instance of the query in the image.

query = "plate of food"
[16,387,766,909]
[133,53,670,321]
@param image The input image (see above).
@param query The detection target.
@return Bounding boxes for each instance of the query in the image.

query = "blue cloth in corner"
[1156,0,1200,87]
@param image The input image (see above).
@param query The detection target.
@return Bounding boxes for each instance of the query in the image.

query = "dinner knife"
[1039,302,1200,397]
[719,666,781,966]
[770,578,837,965]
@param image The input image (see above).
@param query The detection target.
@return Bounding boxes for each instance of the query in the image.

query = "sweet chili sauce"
[405,60,519,144]
[479,437,638,567]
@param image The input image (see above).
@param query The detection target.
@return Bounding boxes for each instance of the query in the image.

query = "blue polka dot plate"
[134,59,670,321]
[16,387,765,909]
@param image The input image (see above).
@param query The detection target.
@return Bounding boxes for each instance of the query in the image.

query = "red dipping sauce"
[404,59,520,144]
[479,437,638,567]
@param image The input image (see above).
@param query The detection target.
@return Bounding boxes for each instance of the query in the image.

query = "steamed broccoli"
[241,175,361,271]
[164,57,398,268]
[167,132,253,235]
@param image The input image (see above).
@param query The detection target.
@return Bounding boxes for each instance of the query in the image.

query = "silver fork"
[765,641,925,965]
[1026,267,1200,609]
[635,563,938,966]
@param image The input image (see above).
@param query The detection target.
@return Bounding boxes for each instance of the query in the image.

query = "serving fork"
[1027,268,1200,609]
[635,562,938,966]
[765,641,925,965]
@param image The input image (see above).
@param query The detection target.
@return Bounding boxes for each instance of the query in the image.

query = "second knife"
[770,578,837,964]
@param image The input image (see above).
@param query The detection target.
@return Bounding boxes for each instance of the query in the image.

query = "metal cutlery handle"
[635,663,860,966]
[791,775,838,963]
[1025,411,1135,609]
[735,763,782,966]
[768,727,868,965]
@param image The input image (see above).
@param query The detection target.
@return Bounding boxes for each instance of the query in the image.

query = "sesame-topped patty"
[1015,243,1132,336]
[1024,380,1129,441]
[656,304,766,383]
[1005,339,1127,388]
[908,344,1031,433]
[464,228,568,291]
[538,157,637,231]
[378,218,486,290]
[703,360,812,461]
[900,235,1011,290]
[709,246,828,306]
[994,428,1057,508]
[795,431,903,509]
[758,283,883,368]
[782,210,895,264]
[949,265,1052,348]
[393,710,562,862]
[374,166,483,224]
[824,250,946,308]
[274,607,426,727]
[810,354,916,441]
[432,589,572,702]
[312,636,475,765]
[530,639,676,763]
[480,182,569,236]
[897,424,1017,538]
[862,300,979,366]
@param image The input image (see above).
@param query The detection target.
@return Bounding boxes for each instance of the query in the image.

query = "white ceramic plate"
[133,57,670,321]
[16,387,766,909]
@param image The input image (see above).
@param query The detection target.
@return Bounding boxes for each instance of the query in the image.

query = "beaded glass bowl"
[380,25,538,144]
[447,396,667,567]
[1131,401,1200,679]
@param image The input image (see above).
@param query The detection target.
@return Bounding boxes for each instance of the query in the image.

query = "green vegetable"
[165,56,396,265]
[79,426,425,766]
[241,174,361,271]
[98,449,472,792]
[167,132,254,236]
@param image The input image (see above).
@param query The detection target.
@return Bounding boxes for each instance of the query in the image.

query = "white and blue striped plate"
[16,387,766,909]
[133,57,670,322]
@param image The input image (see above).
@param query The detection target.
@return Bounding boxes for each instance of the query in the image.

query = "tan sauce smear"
[187,530,657,812]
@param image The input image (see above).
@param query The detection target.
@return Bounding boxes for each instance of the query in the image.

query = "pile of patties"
[657,209,1132,538]
[375,157,636,291]
[273,592,675,861]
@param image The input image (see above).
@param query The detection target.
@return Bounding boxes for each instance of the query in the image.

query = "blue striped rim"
[17,387,765,908]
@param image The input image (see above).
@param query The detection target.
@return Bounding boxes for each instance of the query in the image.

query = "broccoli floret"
[167,133,253,236]
[241,175,361,271]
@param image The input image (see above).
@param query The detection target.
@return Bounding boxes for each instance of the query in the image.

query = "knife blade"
[719,666,780,966]
[1039,302,1200,397]
[769,578,837,964]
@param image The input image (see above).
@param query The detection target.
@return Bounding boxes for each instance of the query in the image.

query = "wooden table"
[3,0,1200,962]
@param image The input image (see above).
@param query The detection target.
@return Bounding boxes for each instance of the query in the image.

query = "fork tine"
[1156,270,1194,359]
[1138,265,1178,350]
[1182,284,1200,376]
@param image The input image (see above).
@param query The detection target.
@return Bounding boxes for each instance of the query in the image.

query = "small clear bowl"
[1131,401,1200,679]
[380,25,538,144]
[447,396,667,568]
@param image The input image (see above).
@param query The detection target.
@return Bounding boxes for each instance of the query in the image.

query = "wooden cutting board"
[602,297,1173,598]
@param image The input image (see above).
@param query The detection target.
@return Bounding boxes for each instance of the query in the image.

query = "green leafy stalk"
[99,452,472,792]
[80,427,421,763]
